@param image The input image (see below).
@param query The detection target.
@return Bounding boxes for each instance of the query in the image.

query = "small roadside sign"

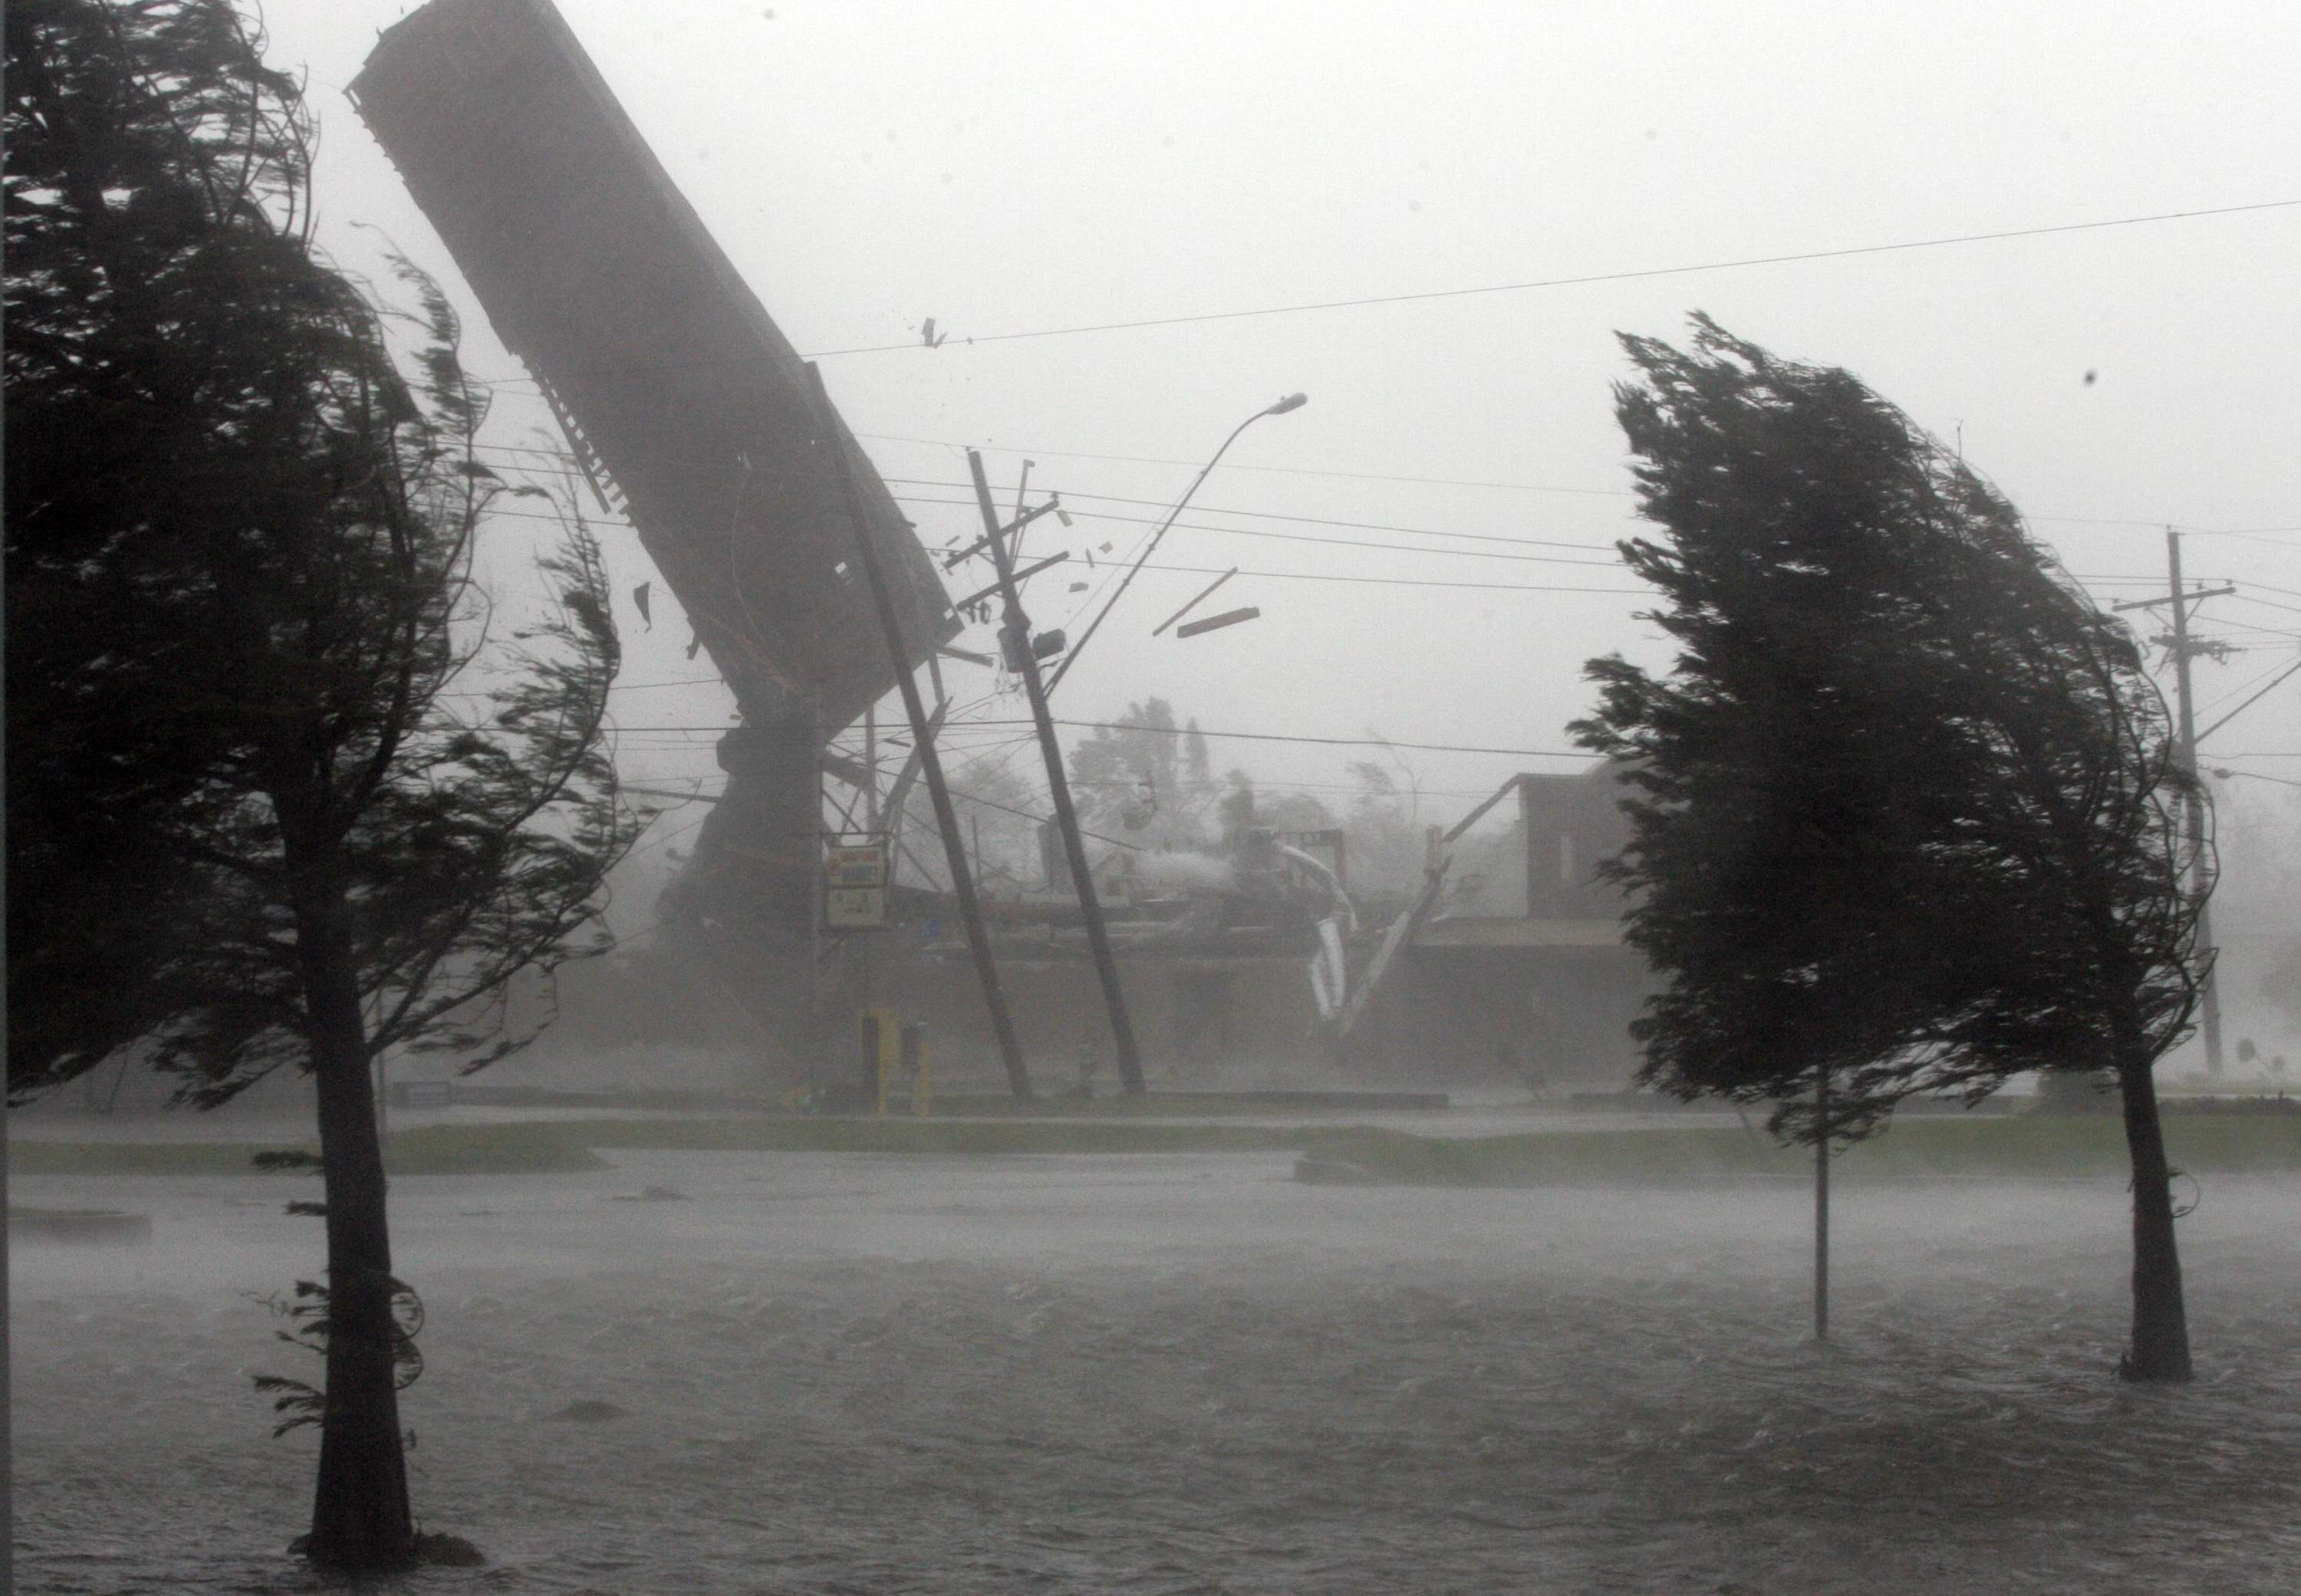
[825,841,888,928]
[826,845,887,887]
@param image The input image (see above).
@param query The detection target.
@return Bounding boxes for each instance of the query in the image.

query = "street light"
[2212,766,2301,791]
[1042,393,1307,695]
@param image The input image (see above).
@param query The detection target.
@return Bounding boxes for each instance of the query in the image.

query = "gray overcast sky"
[263,0,2300,824]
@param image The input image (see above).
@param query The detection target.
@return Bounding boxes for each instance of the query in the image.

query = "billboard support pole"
[808,367,1032,1099]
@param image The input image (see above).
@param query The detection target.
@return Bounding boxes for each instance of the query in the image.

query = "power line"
[2197,654,2301,745]
[858,432,1637,500]
[1132,561,1643,595]
[474,448,1641,555]
[799,199,2301,357]
[463,459,2283,623]
[2197,651,2301,717]
[471,436,2295,564]
[604,717,1587,760]
[630,772,1532,804]
[970,719,1588,760]
[1052,489,1631,551]
[873,432,2301,539]
[2227,592,2301,620]
[486,431,2301,541]
[472,503,1657,594]
[919,502,1625,569]
[459,199,2301,375]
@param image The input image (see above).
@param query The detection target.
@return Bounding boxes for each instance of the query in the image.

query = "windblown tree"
[7,0,641,1566]
[1343,755,1430,903]
[1573,316,2210,1381]
[5,0,311,1081]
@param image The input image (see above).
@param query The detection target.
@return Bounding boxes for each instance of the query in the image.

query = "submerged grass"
[14,1106,2296,1183]
[1301,1112,2301,1186]
[8,1127,609,1179]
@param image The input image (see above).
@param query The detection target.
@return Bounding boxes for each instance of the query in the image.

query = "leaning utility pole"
[966,449,1148,1094]
[2115,529,2234,1074]
[809,367,1033,1098]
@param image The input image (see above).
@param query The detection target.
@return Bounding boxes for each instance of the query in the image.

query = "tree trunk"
[2114,1050,2194,1383]
[295,870,416,1567]
[1813,1067,1829,1344]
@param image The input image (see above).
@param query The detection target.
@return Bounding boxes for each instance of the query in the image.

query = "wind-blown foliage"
[6,0,645,1561]
[8,1,634,1107]
[5,0,328,1085]
[1574,315,2207,1377]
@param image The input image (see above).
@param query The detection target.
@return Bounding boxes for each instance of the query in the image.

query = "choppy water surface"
[15,1152,2301,1593]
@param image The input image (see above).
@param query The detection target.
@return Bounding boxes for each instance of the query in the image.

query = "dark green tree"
[5,0,316,1083]
[6,0,641,1564]
[1574,316,2209,1381]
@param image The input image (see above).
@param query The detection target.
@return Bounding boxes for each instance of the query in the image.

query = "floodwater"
[14,1147,2301,1593]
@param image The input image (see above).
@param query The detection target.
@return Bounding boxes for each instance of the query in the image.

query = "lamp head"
[1266,392,1309,415]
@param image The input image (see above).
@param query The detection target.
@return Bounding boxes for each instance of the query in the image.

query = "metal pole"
[2166,529,2224,1074]
[1043,394,1303,697]
[808,748,827,1070]
[1815,1066,1830,1344]
[807,366,1033,1098]
[859,703,879,1015]
[969,449,1148,1094]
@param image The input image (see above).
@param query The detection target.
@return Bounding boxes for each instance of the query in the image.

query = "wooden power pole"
[2115,530,2234,1074]
[808,367,1032,1099]
[966,450,1148,1094]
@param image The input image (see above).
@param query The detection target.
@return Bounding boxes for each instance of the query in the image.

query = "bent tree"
[6,0,643,1565]
[1573,315,2210,1381]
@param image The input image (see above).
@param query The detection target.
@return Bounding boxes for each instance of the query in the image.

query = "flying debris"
[1174,605,1261,640]
[1121,773,1159,831]
[1154,566,1239,636]
[632,581,652,629]
[920,318,949,349]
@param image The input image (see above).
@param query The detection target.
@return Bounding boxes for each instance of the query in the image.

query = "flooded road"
[15,1150,2301,1593]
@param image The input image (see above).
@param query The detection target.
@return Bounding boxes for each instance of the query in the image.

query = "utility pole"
[2114,529,2235,1074]
[808,366,1033,1098]
[2168,531,2227,1076]
[967,449,1148,1094]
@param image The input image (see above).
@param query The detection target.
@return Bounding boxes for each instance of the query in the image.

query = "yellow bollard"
[858,1008,898,1115]
[903,1022,930,1117]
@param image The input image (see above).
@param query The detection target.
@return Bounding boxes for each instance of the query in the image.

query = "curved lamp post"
[1042,392,1306,696]
[2211,766,2301,791]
